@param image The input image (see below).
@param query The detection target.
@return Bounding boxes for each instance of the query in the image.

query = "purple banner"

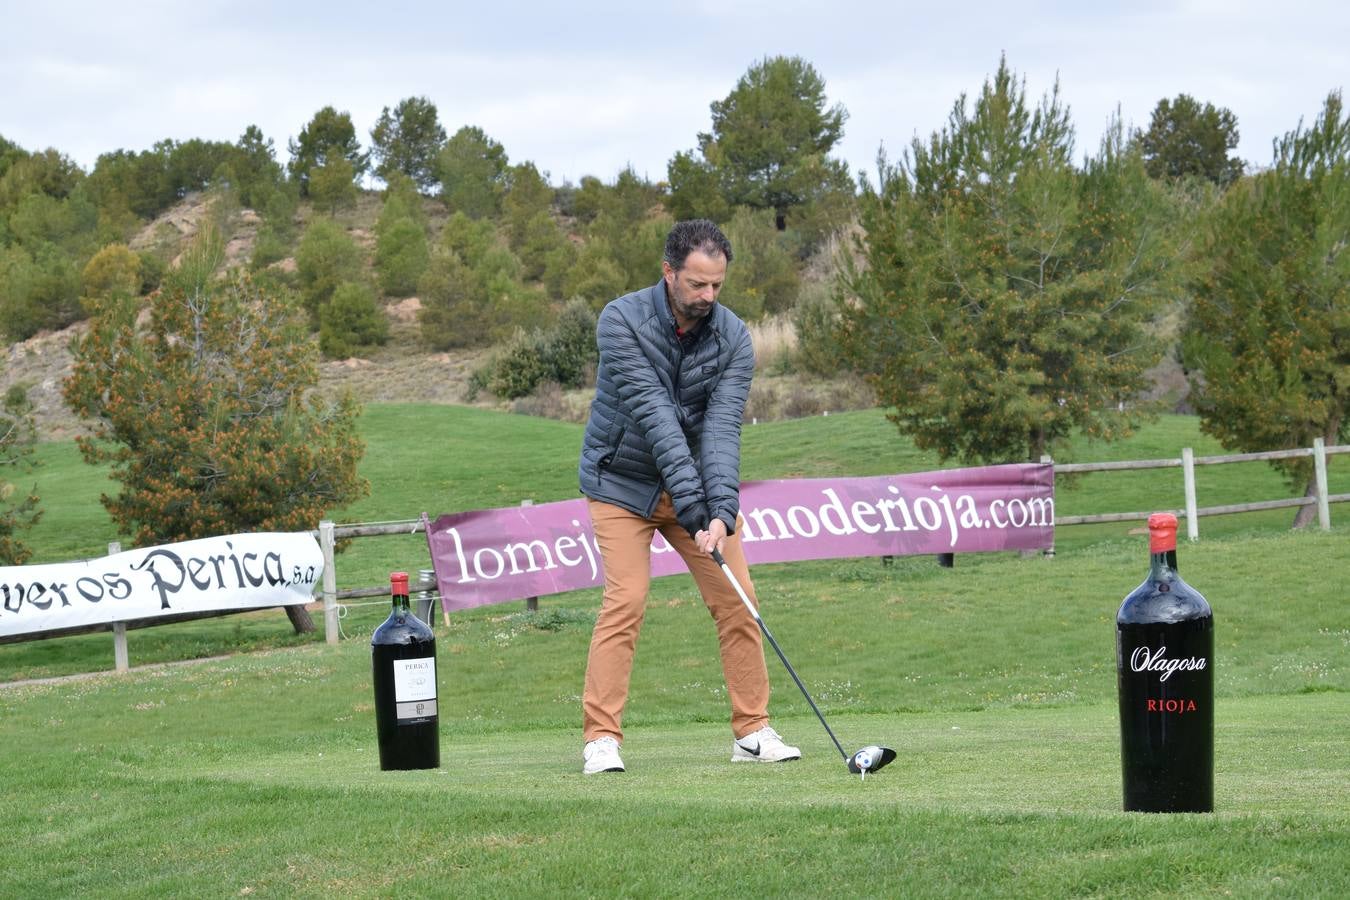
[425,463,1053,612]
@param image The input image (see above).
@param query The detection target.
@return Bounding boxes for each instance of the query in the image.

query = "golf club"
[710,548,896,779]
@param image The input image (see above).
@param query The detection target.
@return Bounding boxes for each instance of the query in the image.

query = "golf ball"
[855,750,873,770]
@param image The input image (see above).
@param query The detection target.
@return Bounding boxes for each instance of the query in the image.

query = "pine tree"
[1183,90,1350,525]
[369,96,447,192]
[839,57,1181,463]
[63,224,369,627]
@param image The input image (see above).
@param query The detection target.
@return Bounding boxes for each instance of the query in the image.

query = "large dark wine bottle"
[371,571,439,770]
[1116,513,1213,812]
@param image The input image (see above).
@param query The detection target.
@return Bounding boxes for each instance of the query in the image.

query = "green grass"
[0,529,1346,896]
[1,405,1346,895]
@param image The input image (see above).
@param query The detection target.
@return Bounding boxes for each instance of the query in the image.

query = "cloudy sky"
[3,1,1346,186]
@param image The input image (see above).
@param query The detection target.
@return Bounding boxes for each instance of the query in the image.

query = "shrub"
[517,210,570,282]
[510,381,573,420]
[319,281,388,358]
[0,382,40,564]
[486,329,552,399]
[0,243,81,340]
[249,227,290,271]
[720,206,800,320]
[136,250,166,294]
[81,243,141,303]
[791,281,845,377]
[563,238,626,310]
[64,257,369,547]
[542,298,598,386]
[295,217,363,321]
[480,299,598,399]
[375,216,429,297]
[417,250,478,350]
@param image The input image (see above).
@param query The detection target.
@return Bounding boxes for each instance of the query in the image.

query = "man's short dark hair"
[663,219,733,271]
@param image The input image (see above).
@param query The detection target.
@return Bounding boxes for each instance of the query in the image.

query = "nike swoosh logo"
[739,741,761,756]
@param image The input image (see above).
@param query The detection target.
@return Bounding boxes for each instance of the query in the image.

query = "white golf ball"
[855,750,873,769]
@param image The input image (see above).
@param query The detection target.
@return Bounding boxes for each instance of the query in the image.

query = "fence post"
[1182,447,1199,541]
[108,541,128,672]
[521,500,538,612]
[319,520,339,645]
[1313,438,1331,530]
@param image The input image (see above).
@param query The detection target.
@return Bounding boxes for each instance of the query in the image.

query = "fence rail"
[1045,439,1347,543]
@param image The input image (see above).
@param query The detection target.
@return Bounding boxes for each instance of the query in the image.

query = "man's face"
[663,250,727,325]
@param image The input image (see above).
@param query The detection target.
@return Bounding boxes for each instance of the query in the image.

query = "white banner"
[0,532,324,639]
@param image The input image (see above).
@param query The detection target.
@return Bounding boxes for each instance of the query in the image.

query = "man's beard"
[670,281,713,322]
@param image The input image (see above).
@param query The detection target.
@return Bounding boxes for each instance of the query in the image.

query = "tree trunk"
[284,604,316,634]
[1290,479,1319,529]
[1292,417,1340,529]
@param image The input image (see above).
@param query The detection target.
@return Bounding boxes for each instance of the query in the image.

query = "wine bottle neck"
[392,593,409,612]
[1149,549,1178,577]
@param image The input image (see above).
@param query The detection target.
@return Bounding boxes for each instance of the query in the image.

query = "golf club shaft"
[711,549,850,763]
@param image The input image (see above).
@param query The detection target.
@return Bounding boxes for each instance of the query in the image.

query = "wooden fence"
[1044,437,1348,543]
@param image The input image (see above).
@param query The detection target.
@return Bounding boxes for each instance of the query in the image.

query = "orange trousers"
[582,494,770,743]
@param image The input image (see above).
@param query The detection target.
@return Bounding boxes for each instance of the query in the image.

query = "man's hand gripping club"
[694,517,728,556]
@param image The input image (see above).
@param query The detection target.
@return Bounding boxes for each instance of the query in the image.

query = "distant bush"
[516,210,570,283]
[417,239,542,350]
[136,250,166,294]
[248,183,299,271]
[375,217,429,298]
[295,217,364,321]
[249,228,290,271]
[719,206,800,320]
[480,299,597,398]
[563,238,626,310]
[510,381,574,420]
[486,330,553,399]
[80,243,141,306]
[308,157,358,214]
[319,281,388,359]
[791,281,844,377]
[0,244,81,340]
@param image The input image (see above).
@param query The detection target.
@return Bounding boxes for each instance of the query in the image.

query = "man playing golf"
[577,219,800,774]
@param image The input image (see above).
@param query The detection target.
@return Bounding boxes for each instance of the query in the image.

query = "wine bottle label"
[395,699,437,719]
[392,657,436,703]
[1128,645,1207,682]
[393,656,437,722]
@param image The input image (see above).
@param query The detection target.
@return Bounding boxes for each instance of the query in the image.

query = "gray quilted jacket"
[578,279,755,536]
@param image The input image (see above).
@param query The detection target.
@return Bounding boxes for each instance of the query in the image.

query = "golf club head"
[847,745,896,777]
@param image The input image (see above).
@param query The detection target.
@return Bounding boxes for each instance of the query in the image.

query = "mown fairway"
[1,406,1346,896]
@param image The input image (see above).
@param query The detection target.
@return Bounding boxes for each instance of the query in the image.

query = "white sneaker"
[732,726,801,762]
[582,736,625,774]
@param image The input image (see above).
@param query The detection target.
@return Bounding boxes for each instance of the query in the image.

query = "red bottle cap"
[1148,513,1178,553]
[390,571,409,592]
